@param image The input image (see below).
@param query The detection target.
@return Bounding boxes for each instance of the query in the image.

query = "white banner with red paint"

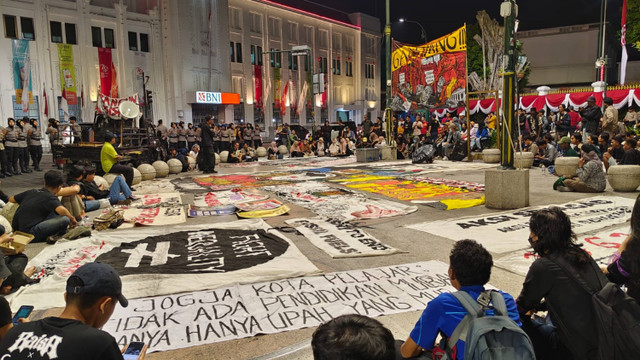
[495,227,629,276]
[120,193,186,227]
[98,93,139,117]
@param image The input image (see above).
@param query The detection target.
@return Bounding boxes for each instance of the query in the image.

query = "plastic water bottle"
[541,165,546,175]
[80,215,89,227]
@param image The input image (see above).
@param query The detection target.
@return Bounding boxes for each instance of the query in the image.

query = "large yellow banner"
[58,44,77,105]
[392,26,466,72]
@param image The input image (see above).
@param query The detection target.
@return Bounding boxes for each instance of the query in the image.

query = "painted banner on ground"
[406,196,635,254]
[57,44,77,105]
[236,205,291,219]
[104,261,453,353]
[120,193,186,226]
[286,218,402,258]
[7,220,319,311]
[391,26,466,111]
[195,174,295,191]
[235,199,284,212]
[132,179,177,195]
[193,190,269,208]
[188,204,236,217]
[495,227,629,276]
[264,182,417,221]
[130,193,182,208]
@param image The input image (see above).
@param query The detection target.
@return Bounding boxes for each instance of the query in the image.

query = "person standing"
[253,125,262,148]
[69,116,81,144]
[600,97,619,136]
[178,121,187,151]
[168,122,179,150]
[187,123,197,150]
[244,124,253,148]
[0,125,7,178]
[5,119,21,175]
[580,96,602,139]
[156,119,168,151]
[16,118,31,174]
[199,115,217,174]
[28,119,43,171]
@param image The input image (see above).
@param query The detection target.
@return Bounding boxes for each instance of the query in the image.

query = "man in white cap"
[0,262,146,359]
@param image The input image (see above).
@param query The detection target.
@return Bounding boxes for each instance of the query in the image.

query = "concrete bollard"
[607,165,640,192]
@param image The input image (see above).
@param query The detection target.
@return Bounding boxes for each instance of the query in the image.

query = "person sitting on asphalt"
[597,132,611,157]
[554,144,606,193]
[517,208,602,360]
[533,139,556,168]
[557,136,579,158]
[602,134,625,172]
[400,239,521,359]
[101,131,134,187]
[168,148,189,172]
[62,165,100,219]
[312,314,395,360]
[618,138,640,165]
[586,134,602,158]
[83,167,135,206]
[0,295,27,341]
[290,140,305,158]
[228,142,245,163]
[240,142,258,162]
[9,170,77,244]
[0,262,147,359]
[316,137,326,156]
[0,231,35,295]
[522,135,538,156]
[267,141,279,160]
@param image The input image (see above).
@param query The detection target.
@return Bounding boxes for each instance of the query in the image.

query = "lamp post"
[398,18,426,43]
[385,0,392,145]
[500,0,518,170]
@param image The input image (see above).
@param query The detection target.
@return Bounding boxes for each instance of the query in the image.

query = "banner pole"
[465,23,471,162]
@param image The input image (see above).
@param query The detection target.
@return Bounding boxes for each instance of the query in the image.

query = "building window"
[365,63,375,79]
[257,46,263,66]
[293,56,298,71]
[250,13,262,34]
[303,25,313,44]
[288,22,298,42]
[268,17,281,39]
[333,59,341,75]
[4,15,17,39]
[321,58,327,73]
[251,45,256,65]
[318,30,328,48]
[65,23,77,44]
[270,48,274,67]
[304,55,309,72]
[104,28,115,48]
[140,33,149,52]
[91,26,102,47]
[50,21,63,43]
[345,61,353,77]
[229,7,241,30]
[254,107,264,124]
[276,50,281,68]
[20,17,35,40]
[337,59,341,75]
[233,104,244,122]
[332,33,341,51]
[236,42,242,63]
[230,42,235,62]
[128,31,138,51]
[288,53,292,70]
[306,108,315,124]
[344,35,354,52]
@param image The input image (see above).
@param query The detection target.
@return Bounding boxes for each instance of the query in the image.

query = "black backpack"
[551,256,640,360]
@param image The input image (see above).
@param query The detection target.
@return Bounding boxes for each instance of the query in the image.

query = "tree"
[628,0,640,50]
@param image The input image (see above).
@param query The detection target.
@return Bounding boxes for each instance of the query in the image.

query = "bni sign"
[196,91,222,104]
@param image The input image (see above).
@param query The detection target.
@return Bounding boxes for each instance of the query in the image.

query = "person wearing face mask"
[4,119,20,175]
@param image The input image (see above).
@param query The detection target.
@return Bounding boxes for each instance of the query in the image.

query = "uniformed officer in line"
[70,116,81,144]
[17,118,31,173]
[28,119,43,171]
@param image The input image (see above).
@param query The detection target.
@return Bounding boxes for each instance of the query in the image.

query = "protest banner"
[235,199,284,212]
[194,174,295,191]
[495,227,630,276]
[103,261,454,353]
[119,193,186,226]
[188,204,236,217]
[406,196,635,253]
[391,26,466,111]
[236,205,290,219]
[193,190,269,208]
[286,218,402,258]
[7,221,319,311]
[57,44,77,105]
[130,193,182,209]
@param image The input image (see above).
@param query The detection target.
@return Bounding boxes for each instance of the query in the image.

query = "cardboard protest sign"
[7,221,319,311]
[407,196,635,253]
[495,227,629,276]
[286,218,402,258]
[104,261,454,353]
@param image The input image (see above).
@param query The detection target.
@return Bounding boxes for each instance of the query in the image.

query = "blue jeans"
[83,200,101,212]
[108,175,132,204]
[29,212,70,243]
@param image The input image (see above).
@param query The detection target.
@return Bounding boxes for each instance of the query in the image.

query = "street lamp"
[398,18,426,43]
[500,0,518,170]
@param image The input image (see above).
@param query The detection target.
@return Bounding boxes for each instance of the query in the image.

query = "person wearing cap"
[554,144,606,193]
[558,136,579,158]
[0,262,146,359]
[9,170,77,244]
[600,97,619,136]
[580,96,602,139]
[101,132,134,187]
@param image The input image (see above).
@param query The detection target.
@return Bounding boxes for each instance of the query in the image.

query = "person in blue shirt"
[400,239,521,359]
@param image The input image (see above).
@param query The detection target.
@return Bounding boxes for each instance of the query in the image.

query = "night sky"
[274,0,624,45]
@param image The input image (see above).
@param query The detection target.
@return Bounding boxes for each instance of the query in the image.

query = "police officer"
[178,121,187,151]
[187,123,197,151]
[70,116,81,144]
[17,118,31,173]
[5,118,19,175]
[29,119,43,171]
[168,122,179,150]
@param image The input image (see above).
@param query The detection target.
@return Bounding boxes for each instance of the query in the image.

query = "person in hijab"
[316,137,326,156]
[267,141,279,160]
[554,144,606,192]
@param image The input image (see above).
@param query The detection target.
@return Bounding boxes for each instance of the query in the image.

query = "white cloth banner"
[120,192,186,227]
[7,220,320,311]
[495,226,629,276]
[406,196,635,254]
[104,261,454,353]
[285,218,403,258]
[193,190,269,207]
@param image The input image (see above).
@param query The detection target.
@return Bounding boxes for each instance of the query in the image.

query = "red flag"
[281,81,289,116]
[110,62,118,98]
[621,0,628,84]
[43,85,49,118]
[60,88,69,116]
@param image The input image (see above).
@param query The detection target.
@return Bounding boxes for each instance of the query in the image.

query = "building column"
[148,8,167,122]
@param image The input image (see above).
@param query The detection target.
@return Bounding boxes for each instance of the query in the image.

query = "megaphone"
[119,101,140,119]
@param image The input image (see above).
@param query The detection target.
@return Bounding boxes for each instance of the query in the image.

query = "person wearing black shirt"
[580,96,603,138]
[9,171,77,243]
[0,262,146,360]
[619,138,640,165]
[199,115,217,174]
[83,168,134,205]
[603,134,626,171]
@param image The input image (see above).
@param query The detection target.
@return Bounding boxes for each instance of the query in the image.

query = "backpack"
[93,209,125,231]
[412,144,435,164]
[551,256,640,360]
[441,290,535,360]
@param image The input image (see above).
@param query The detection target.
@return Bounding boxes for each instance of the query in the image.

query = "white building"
[0,0,381,140]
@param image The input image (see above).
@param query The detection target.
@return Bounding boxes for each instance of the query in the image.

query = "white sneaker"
[443,156,449,161]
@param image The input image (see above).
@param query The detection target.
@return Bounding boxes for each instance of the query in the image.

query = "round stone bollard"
[152,160,170,178]
[132,168,142,185]
[93,175,109,190]
[482,149,501,163]
[607,165,640,192]
[256,147,267,157]
[137,164,156,181]
[514,152,534,168]
[103,173,123,186]
[187,156,196,170]
[219,151,229,163]
[167,158,183,174]
[215,153,221,164]
[278,145,288,155]
[554,157,580,177]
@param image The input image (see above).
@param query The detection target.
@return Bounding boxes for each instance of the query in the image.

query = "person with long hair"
[517,207,602,360]
[604,193,640,302]
[554,144,606,192]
